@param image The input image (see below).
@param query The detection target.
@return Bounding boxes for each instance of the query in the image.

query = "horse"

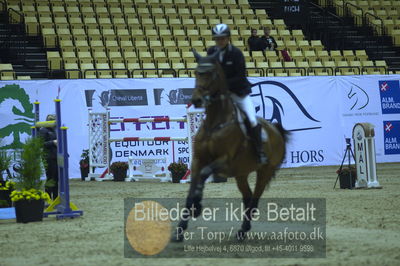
[172,49,289,242]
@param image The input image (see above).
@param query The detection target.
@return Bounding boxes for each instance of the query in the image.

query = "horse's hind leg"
[252,166,275,208]
[237,167,275,240]
[235,175,253,208]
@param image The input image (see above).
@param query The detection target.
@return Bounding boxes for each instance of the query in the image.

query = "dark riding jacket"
[207,44,252,96]
[38,127,57,160]
[247,36,262,52]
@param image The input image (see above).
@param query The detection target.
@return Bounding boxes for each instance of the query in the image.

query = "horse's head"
[191,49,226,108]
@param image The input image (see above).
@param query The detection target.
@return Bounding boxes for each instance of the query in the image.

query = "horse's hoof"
[236,230,247,241]
[241,220,251,232]
[171,232,184,242]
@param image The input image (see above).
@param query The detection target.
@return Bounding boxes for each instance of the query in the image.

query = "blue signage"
[379,80,400,114]
[383,120,400,155]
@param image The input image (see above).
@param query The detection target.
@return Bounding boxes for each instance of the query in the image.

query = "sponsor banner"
[1,76,399,178]
[383,121,400,155]
[379,80,400,114]
[153,88,193,105]
[85,89,148,107]
[249,77,340,167]
[337,75,400,160]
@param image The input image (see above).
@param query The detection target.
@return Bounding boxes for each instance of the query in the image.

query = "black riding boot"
[250,124,268,164]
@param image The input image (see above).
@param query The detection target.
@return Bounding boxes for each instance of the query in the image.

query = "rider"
[207,23,268,164]
[38,114,59,200]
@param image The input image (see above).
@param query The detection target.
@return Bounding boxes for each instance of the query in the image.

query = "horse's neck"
[204,95,234,129]
[203,65,233,128]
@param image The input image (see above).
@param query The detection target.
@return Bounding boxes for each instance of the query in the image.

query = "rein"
[194,57,240,135]
[195,70,226,106]
[203,92,239,136]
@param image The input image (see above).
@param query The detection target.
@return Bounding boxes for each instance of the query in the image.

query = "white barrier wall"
[1,75,399,178]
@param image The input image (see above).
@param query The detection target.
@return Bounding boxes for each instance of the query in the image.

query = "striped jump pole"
[109,137,188,142]
[109,117,187,123]
[33,99,83,219]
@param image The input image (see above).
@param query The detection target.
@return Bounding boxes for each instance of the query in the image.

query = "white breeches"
[230,94,258,127]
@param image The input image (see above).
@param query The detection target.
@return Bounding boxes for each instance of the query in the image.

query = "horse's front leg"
[172,160,214,242]
[237,167,275,241]
[235,175,253,240]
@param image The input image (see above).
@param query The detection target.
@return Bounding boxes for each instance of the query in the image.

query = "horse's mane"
[213,61,229,95]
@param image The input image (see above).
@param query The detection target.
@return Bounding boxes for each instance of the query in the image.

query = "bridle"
[193,60,239,136]
[194,64,227,106]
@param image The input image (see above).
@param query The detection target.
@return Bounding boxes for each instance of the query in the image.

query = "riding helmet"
[212,24,231,38]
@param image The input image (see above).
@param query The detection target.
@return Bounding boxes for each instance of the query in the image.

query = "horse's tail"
[272,122,290,145]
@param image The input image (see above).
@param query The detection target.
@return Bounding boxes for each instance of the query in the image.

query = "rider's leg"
[231,93,257,127]
[231,94,268,164]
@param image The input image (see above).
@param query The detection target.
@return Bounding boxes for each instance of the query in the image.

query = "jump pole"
[32,99,83,219]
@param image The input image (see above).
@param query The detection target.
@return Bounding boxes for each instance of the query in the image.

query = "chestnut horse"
[173,50,289,241]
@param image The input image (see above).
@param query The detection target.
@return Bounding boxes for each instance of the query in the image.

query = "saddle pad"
[234,104,269,143]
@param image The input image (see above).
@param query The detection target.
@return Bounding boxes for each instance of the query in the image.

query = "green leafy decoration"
[14,137,45,191]
[0,84,34,149]
[0,150,12,172]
